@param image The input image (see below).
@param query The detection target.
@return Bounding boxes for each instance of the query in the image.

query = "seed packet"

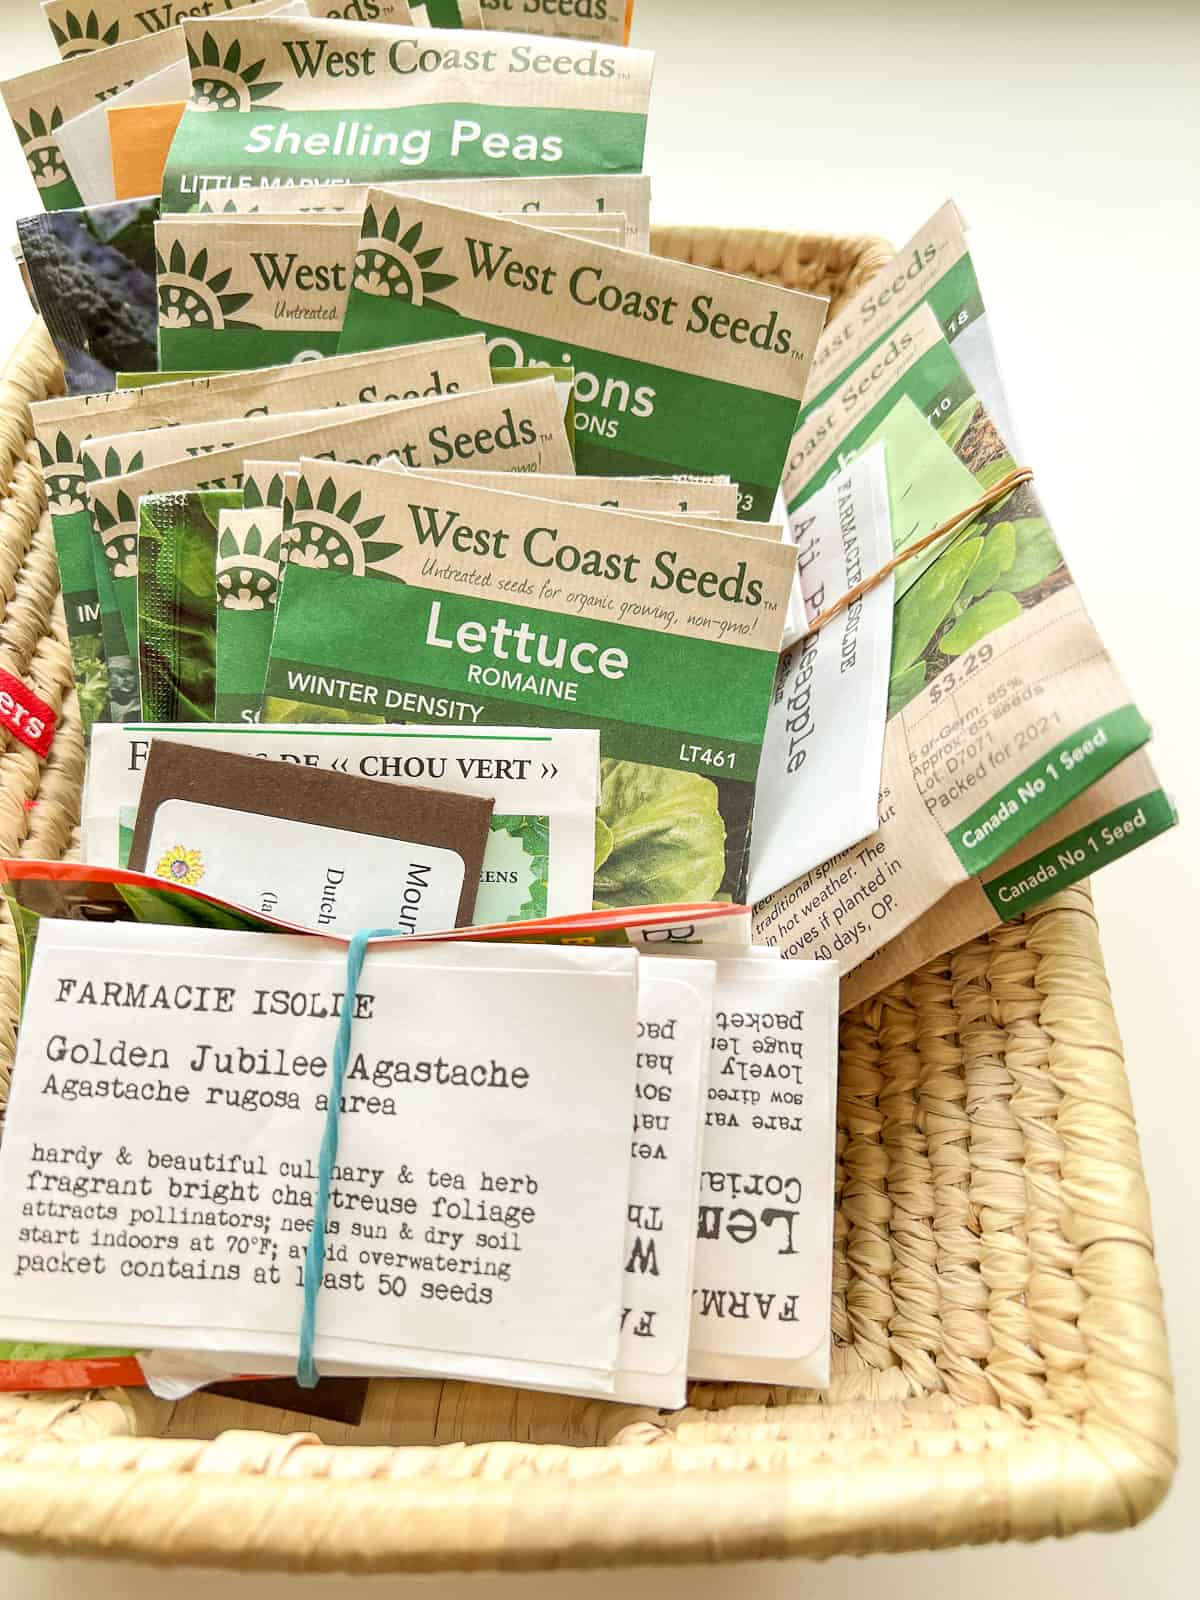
[40,0,336,58]
[0,919,643,1400]
[339,195,825,514]
[16,197,160,395]
[195,173,652,249]
[137,489,241,722]
[2,26,182,208]
[161,14,654,210]
[748,447,893,903]
[653,955,838,1386]
[755,316,1159,977]
[30,339,491,732]
[264,462,797,901]
[88,401,384,479]
[477,0,630,46]
[84,722,601,920]
[213,507,285,720]
[801,200,1016,448]
[154,216,364,367]
[842,749,1177,1010]
[128,740,494,931]
[87,377,570,686]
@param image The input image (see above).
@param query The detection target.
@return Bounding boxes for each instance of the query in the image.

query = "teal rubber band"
[297,927,402,1389]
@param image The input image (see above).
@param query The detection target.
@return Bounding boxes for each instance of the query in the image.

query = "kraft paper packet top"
[0,921,643,1400]
[194,174,652,251]
[29,336,491,733]
[154,215,362,367]
[83,722,601,924]
[151,209,622,370]
[748,448,893,904]
[338,195,827,516]
[263,461,797,904]
[474,1,630,45]
[127,740,493,932]
[636,951,838,1385]
[38,0,401,58]
[138,489,243,722]
[160,15,655,211]
[842,746,1177,1010]
[801,200,1017,454]
[754,315,1159,980]
[83,375,572,705]
[2,0,304,208]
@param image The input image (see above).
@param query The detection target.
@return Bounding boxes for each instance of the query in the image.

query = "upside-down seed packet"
[193,173,652,250]
[263,461,799,902]
[338,194,827,515]
[160,14,654,210]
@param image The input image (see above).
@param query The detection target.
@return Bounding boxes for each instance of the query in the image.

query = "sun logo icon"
[155,846,205,887]
[353,208,458,307]
[90,490,138,581]
[284,478,403,577]
[217,519,284,611]
[47,9,121,59]
[14,106,69,190]
[36,432,87,516]
[155,241,259,333]
[187,32,283,111]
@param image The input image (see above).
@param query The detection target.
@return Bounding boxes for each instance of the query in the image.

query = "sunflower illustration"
[155,846,205,887]
[47,9,121,59]
[187,32,282,111]
[156,241,259,333]
[36,433,86,515]
[353,209,458,308]
[15,107,68,190]
[283,476,400,576]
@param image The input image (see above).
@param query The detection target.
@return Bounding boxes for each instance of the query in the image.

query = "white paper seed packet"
[82,723,600,924]
[0,921,639,1399]
[642,953,840,1387]
[748,447,893,903]
[616,957,715,1407]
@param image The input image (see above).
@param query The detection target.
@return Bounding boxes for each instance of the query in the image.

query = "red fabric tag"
[0,670,56,759]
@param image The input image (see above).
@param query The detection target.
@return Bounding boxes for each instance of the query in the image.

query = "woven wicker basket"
[0,226,1176,1573]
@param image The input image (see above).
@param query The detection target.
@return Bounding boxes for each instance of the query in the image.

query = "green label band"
[947,704,1153,874]
[159,327,342,370]
[983,788,1177,917]
[162,104,648,211]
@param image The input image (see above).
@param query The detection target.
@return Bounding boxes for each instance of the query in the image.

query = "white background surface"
[0,0,1195,1592]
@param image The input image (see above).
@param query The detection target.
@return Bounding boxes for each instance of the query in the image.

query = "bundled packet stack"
[0,1,1178,1412]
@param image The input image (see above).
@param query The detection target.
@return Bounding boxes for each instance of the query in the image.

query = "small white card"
[749,448,894,904]
[0,921,639,1398]
[143,801,465,937]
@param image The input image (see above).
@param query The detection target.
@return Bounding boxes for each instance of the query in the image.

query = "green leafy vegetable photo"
[593,760,726,907]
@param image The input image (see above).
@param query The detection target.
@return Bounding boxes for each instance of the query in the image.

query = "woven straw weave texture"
[0,226,1177,1574]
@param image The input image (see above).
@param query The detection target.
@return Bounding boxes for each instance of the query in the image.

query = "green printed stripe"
[339,293,796,514]
[983,789,1177,918]
[158,328,341,370]
[162,104,647,211]
[946,704,1152,874]
[269,569,778,748]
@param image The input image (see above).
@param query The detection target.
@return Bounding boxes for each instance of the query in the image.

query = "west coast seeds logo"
[155,845,205,886]
[156,240,260,332]
[36,432,88,516]
[47,9,120,58]
[353,208,458,308]
[14,107,68,190]
[285,477,399,577]
[90,490,138,578]
[187,32,283,111]
[217,519,283,610]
